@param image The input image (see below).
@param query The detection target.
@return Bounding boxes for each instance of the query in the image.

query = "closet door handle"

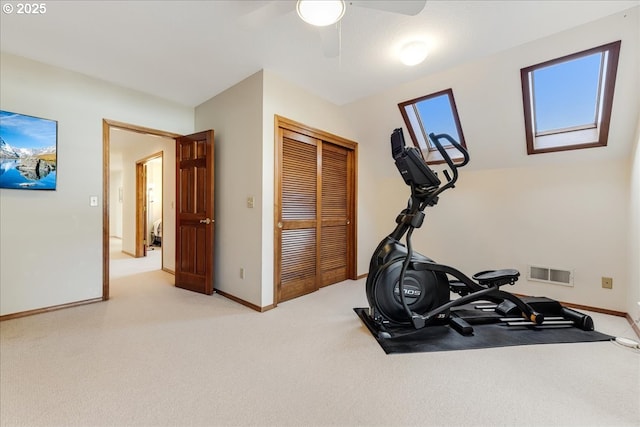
[200,218,212,224]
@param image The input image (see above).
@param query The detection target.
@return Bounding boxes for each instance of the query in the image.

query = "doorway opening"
[102,119,180,300]
[135,153,163,259]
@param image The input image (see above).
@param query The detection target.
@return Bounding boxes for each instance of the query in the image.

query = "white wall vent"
[528,265,574,287]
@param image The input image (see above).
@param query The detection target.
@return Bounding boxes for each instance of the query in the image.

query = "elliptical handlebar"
[427,133,469,200]
[429,132,469,169]
[389,129,470,231]
[429,132,469,168]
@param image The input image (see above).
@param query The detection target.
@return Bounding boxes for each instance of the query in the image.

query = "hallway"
[109,237,163,280]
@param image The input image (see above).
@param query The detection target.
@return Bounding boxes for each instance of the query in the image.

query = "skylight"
[398,88,466,164]
[520,41,621,154]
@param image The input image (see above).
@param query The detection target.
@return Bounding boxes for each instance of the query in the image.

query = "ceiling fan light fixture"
[400,41,429,66]
[296,0,346,27]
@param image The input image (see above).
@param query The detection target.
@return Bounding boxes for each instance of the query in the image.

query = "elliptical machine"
[365,128,546,339]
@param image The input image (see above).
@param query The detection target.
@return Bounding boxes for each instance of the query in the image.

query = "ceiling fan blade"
[349,0,426,16]
[319,24,340,58]
[239,1,295,29]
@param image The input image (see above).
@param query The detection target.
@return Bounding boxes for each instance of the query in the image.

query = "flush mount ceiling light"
[400,40,429,66]
[296,0,346,27]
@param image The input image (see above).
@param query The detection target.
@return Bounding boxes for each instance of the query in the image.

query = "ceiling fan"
[242,0,427,58]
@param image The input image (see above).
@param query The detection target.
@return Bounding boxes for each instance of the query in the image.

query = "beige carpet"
[1,249,639,426]
[109,237,162,279]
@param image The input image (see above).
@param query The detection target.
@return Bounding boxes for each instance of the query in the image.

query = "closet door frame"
[274,115,358,306]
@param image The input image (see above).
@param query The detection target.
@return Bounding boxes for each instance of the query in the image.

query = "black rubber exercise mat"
[354,308,613,354]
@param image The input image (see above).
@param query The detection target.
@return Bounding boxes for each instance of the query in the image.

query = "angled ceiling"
[0,1,637,107]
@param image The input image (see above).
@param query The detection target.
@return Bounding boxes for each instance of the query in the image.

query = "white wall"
[0,53,193,316]
[2,8,638,316]
[261,70,355,307]
[109,169,123,238]
[194,71,264,306]
[344,7,639,311]
[421,162,629,310]
[626,6,640,322]
[194,8,638,312]
[195,69,356,308]
[629,116,640,320]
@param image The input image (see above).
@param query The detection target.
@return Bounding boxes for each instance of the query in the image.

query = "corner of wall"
[194,71,265,308]
[628,112,640,320]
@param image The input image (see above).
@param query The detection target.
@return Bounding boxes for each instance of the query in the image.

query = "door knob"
[200,218,212,224]
[277,222,283,229]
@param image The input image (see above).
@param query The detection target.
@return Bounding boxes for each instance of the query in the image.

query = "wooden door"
[275,118,357,304]
[320,143,351,287]
[135,162,148,257]
[175,130,215,295]
[277,129,320,302]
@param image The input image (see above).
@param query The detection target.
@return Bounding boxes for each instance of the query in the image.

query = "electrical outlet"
[240,268,245,279]
[601,277,613,289]
[247,196,255,208]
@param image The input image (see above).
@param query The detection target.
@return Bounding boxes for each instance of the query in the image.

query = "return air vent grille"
[528,265,573,287]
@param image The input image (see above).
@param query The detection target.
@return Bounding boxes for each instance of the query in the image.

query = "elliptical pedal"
[472,269,520,287]
[449,316,474,336]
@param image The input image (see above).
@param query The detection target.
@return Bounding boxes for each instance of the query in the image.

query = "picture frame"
[0,110,58,190]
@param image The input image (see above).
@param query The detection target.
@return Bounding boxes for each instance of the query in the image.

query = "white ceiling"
[1,1,638,107]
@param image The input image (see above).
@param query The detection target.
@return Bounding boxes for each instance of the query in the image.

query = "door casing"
[274,115,358,306]
[102,119,181,300]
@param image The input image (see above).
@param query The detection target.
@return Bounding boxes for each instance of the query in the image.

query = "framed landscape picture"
[0,110,58,190]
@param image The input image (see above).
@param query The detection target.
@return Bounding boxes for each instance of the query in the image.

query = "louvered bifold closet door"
[279,130,320,302]
[320,143,350,287]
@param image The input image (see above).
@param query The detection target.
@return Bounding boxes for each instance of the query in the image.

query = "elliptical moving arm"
[425,132,469,202]
[392,130,470,327]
